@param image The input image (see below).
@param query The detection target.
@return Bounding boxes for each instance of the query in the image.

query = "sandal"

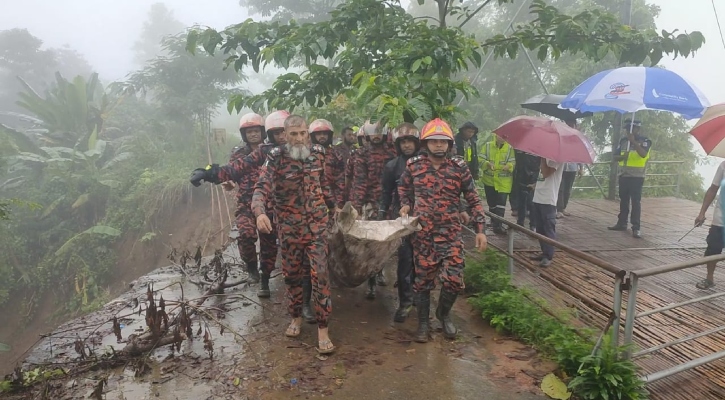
[696,279,715,290]
[285,322,301,338]
[316,339,335,355]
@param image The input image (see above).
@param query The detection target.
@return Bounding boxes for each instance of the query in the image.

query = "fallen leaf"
[405,349,416,354]
[233,377,240,386]
[316,354,329,361]
[541,373,571,400]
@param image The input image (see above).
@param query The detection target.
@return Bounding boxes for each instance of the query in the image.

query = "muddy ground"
[0,188,227,375]
[3,246,555,400]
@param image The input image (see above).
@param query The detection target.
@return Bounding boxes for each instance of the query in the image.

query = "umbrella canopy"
[493,116,596,164]
[560,66,710,119]
[521,94,593,120]
[691,104,725,157]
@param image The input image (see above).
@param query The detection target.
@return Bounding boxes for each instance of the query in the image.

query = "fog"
[1,0,724,183]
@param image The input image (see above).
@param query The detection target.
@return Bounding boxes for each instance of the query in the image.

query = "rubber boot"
[492,207,506,235]
[301,277,316,324]
[246,261,260,284]
[394,275,414,323]
[257,273,271,298]
[435,288,458,339]
[376,270,388,286]
[365,276,376,299]
[414,291,431,343]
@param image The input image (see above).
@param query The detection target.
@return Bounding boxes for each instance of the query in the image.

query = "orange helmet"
[264,110,290,145]
[239,112,265,142]
[420,118,454,141]
[309,118,334,146]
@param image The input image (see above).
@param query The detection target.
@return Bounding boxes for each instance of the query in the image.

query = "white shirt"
[712,161,725,227]
[533,159,564,206]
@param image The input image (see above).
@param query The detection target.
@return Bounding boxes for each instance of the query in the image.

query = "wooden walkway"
[485,197,725,400]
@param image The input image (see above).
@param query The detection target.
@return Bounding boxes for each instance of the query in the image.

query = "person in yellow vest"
[481,133,515,234]
[608,119,651,238]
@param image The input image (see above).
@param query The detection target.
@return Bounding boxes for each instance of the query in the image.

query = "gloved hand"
[189,164,220,187]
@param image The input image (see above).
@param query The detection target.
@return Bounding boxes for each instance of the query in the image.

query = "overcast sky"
[1,0,724,184]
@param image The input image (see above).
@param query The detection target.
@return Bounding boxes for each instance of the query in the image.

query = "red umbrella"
[493,115,596,163]
[690,104,725,157]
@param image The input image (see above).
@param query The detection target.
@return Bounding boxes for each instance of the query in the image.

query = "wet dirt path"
[7,255,554,399]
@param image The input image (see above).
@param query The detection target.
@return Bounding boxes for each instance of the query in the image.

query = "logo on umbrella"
[605,83,630,99]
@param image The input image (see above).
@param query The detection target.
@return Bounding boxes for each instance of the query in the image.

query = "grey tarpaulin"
[329,202,420,288]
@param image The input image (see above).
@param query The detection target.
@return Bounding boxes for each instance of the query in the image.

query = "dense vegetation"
[0,0,707,344]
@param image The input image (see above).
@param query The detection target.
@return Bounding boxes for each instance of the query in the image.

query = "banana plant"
[14,72,124,152]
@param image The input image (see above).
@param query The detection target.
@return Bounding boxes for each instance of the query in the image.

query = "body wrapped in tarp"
[329,202,420,287]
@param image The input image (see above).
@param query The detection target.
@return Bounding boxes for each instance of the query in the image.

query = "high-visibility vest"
[618,142,650,168]
[481,140,514,193]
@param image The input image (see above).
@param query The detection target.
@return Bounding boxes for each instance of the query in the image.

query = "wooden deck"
[484,197,725,400]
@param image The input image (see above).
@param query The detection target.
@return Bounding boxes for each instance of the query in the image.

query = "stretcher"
[328,202,420,287]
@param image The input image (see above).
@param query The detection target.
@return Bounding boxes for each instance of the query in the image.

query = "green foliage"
[193,0,702,127]
[0,29,92,116]
[569,336,649,400]
[14,72,122,152]
[465,252,647,399]
[123,32,246,143]
[239,0,344,23]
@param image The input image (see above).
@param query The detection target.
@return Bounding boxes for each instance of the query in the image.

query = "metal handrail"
[484,211,625,276]
[622,254,725,384]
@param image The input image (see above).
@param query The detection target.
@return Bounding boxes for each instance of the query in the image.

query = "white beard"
[286,143,311,161]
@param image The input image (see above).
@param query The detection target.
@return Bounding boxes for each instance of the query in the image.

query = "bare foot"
[317,327,335,354]
[285,317,302,337]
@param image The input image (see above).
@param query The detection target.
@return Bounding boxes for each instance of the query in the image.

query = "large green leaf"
[54,225,122,257]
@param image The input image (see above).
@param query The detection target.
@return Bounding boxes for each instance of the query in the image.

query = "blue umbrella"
[560,67,710,119]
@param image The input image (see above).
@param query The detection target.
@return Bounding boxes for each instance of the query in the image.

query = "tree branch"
[459,0,493,29]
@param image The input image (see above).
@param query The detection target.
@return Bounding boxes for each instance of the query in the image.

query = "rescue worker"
[455,122,480,180]
[378,122,420,321]
[189,110,289,298]
[343,127,365,204]
[329,126,356,207]
[221,113,266,284]
[298,118,337,324]
[480,133,515,235]
[608,119,651,238]
[254,114,336,353]
[399,118,487,343]
[190,115,336,354]
[694,160,725,290]
[351,120,397,295]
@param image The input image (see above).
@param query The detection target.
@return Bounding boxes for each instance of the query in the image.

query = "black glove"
[189,164,219,187]
[377,210,387,221]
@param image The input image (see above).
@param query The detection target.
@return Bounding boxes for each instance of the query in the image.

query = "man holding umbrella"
[608,119,651,238]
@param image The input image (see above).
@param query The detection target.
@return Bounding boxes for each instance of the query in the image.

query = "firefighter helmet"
[264,110,290,145]
[420,118,454,142]
[309,118,334,146]
[238,112,265,142]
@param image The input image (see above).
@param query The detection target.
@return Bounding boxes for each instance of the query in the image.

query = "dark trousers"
[516,186,535,228]
[532,203,557,259]
[397,237,414,307]
[557,171,577,212]
[617,176,645,230]
[510,174,520,211]
[484,184,508,227]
